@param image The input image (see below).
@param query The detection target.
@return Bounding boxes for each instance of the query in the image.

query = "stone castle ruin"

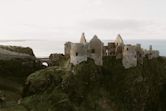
[65,33,103,66]
[64,33,159,69]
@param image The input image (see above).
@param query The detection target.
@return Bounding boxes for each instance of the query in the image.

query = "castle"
[64,33,159,69]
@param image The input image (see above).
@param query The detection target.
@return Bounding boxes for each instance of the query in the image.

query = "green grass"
[7,56,166,111]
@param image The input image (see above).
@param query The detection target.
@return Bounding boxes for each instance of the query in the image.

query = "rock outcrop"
[0,45,35,60]
[0,45,43,77]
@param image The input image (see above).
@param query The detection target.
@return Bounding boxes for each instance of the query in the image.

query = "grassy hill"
[13,56,166,111]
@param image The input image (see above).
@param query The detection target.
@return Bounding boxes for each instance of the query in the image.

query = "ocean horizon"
[0,39,165,58]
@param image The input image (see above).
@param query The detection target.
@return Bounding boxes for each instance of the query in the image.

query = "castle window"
[76,52,78,56]
[126,48,128,51]
[91,49,95,53]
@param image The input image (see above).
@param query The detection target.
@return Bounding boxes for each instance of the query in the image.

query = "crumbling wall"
[115,34,124,46]
[64,42,71,55]
[107,42,116,56]
[135,44,144,64]
[80,33,87,44]
[122,45,137,69]
[70,43,88,65]
[115,45,123,59]
[89,35,103,66]
[144,45,160,60]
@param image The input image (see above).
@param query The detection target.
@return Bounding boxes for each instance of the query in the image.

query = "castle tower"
[88,35,103,65]
[70,43,88,65]
[115,34,124,46]
[80,33,87,44]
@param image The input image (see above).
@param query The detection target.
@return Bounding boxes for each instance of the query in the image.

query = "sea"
[0,39,165,58]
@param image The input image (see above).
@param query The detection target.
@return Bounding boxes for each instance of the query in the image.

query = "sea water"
[0,39,165,57]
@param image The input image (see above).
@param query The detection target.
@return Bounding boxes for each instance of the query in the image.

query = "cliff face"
[0,46,44,111]
[0,45,35,60]
[0,45,43,77]
[19,57,166,111]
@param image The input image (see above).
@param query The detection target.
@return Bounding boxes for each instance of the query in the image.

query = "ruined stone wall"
[143,45,160,60]
[88,36,103,66]
[135,44,144,64]
[122,45,137,69]
[64,42,71,55]
[148,50,160,59]
[70,43,88,65]
[115,45,123,59]
[80,33,87,44]
[115,34,124,46]
[107,42,116,56]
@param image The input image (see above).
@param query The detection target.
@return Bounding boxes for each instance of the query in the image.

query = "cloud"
[79,19,166,37]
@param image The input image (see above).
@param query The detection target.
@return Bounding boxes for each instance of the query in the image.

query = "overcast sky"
[0,0,166,40]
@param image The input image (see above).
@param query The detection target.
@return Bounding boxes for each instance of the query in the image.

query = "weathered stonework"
[115,45,123,59]
[122,45,137,69]
[65,34,103,66]
[135,44,144,64]
[64,42,72,55]
[107,42,116,56]
[64,33,160,69]
[88,35,103,66]
[70,43,88,65]
[115,34,124,46]
[145,45,160,60]
[80,33,87,44]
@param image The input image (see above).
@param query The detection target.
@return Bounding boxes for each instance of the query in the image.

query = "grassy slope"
[0,58,43,111]
[12,57,166,111]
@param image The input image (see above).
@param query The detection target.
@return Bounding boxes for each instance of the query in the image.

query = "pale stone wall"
[89,35,103,66]
[64,42,71,55]
[122,45,137,69]
[80,33,87,44]
[115,34,124,46]
[70,43,88,65]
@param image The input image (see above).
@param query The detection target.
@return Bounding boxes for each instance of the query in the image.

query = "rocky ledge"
[0,45,35,60]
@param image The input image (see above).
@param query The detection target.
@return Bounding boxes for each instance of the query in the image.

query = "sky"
[0,0,166,41]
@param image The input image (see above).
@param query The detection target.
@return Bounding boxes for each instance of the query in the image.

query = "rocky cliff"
[0,45,43,111]
[12,56,166,111]
[0,45,35,60]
